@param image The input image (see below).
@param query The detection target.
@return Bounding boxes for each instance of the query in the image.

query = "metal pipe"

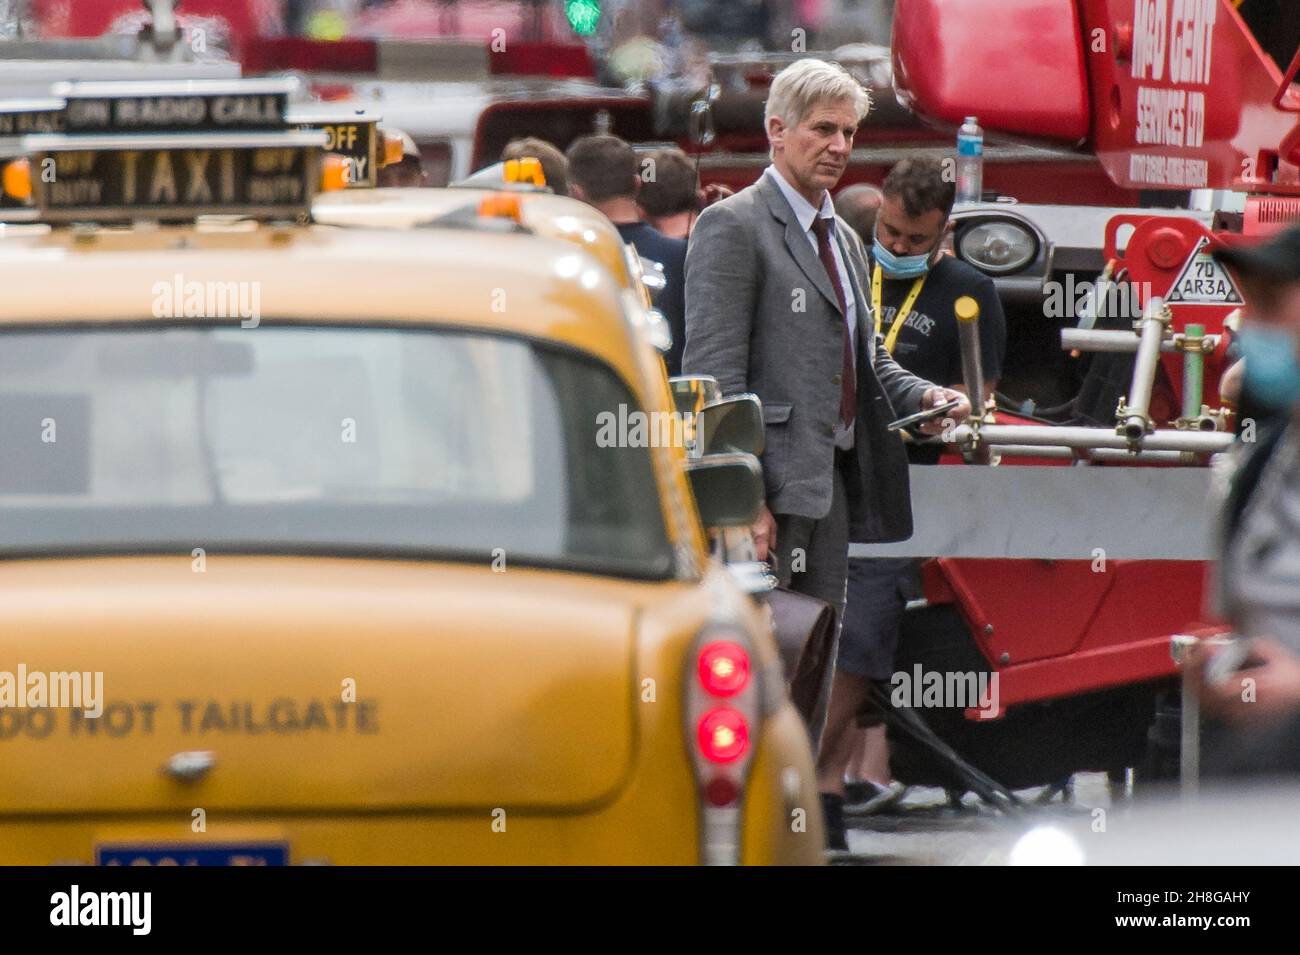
[1121,297,1172,441]
[992,444,1206,464]
[955,295,986,418]
[1061,328,1220,354]
[954,295,993,465]
[1183,323,1205,420]
[946,423,1233,453]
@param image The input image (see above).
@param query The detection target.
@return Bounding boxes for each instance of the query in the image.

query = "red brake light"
[697,641,751,697]
[696,708,750,764]
[703,777,740,807]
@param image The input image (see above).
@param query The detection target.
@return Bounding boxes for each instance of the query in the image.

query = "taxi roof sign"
[51,78,298,134]
[14,80,326,224]
[0,99,66,138]
[288,106,381,189]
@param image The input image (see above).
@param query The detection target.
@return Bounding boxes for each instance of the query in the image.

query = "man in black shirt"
[566,135,688,376]
[834,157,1007,812]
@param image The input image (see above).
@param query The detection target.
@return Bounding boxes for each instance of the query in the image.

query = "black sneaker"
[820,792,848,852]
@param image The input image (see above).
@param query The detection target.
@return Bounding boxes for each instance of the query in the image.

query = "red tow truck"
[850,0,1300,790]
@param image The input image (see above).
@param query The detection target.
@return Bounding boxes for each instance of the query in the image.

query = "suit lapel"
[757,173,843,316]
[833,221,871,340]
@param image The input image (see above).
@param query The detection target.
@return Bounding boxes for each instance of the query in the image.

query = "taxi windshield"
[0,325,674,579]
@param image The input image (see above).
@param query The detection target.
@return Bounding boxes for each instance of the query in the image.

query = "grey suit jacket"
[682,172,933,542]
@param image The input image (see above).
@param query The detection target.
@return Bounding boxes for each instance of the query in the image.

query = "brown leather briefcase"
[764,587,838,728]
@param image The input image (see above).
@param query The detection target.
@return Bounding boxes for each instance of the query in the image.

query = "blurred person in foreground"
[637,146,733,240]
[680,58,970,850]
[1188,224,1300,776]
[377,129,427,188]
[567,134,687,375]
[502,137,569,197]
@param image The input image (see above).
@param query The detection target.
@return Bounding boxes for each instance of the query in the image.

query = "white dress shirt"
[763,164,858,450]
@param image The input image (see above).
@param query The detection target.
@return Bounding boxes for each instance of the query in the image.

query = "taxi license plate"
[96,843,289,866]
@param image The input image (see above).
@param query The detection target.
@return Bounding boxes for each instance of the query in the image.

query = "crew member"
[837,157,1005,816]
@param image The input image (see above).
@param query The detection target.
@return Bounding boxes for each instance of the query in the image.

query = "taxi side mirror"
[687,453,763,527]
[695,394,764,457]
[668,375,721,416]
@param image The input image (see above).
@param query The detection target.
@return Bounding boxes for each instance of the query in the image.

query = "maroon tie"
[811,217,856,430]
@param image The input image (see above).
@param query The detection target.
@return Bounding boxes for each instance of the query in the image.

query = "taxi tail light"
[697,641,751,698]
[685,627,762,865]
[2,159,31,202]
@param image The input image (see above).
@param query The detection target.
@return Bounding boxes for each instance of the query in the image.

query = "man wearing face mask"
[867,158,1005,432]
[1186,223,1300,776]
[831,158,1006,816]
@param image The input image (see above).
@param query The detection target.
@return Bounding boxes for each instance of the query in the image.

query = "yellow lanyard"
[871,264,927,354]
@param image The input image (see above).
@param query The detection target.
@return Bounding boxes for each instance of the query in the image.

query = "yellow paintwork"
[0,212,824,864]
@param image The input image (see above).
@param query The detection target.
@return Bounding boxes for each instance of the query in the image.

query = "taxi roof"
[0,222,646,388]
[312,186,632,285]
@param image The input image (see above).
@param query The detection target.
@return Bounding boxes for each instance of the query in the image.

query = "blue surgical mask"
[872,228,934,279]
[1238,324,1300,410]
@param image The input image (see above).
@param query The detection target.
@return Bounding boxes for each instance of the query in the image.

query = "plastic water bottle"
[955,116,984,206]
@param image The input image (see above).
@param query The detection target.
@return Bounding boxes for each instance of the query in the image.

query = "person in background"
[377,129,427,188]
[836,158,1004,816]
[1189,224,1300,776]
[637,147,701,240]
[637,146,735,239]
[834,183,883,249]
[567,134,688,376]
[502,137,569,197]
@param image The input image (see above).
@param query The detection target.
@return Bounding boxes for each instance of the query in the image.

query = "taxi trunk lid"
[0,557,641,814]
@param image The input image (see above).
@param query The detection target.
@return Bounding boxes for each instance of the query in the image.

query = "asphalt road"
[837,772,1118,864]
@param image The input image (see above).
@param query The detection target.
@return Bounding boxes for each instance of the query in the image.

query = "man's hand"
[751,504,777,563]
[916,387,972,436]
[1189,637,1300,725]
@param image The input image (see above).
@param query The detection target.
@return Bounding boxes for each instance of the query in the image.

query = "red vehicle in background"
[852,0,1300,791]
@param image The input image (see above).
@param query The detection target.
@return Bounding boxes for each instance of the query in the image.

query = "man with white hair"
[681,57,971,852]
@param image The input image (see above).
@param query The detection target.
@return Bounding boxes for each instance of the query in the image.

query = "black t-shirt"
[870,255,1006,389]
[616,222,688,376]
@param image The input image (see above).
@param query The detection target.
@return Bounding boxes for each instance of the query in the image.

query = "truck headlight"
[958,220,1038,275]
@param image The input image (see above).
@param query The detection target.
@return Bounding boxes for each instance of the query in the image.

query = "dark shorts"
[837,556,917,680]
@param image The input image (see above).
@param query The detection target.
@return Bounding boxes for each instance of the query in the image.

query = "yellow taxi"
[310,167,674,354]
[0,80,822,865]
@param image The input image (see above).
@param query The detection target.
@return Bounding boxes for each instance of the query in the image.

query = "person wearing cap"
[377,129,427,188]
[1187,223,1300,775]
